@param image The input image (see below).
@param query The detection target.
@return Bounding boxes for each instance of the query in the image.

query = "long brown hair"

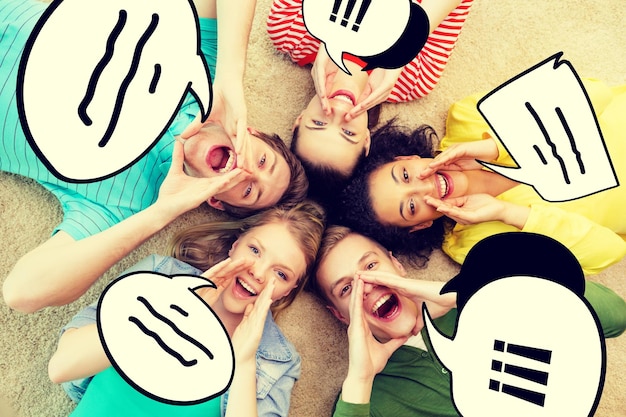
[168,201,326,315]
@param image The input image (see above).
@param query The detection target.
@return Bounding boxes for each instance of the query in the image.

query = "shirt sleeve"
[443,202,626,276]
[48,185,120,241]
[333,396,371,417]
[257,355,301,417]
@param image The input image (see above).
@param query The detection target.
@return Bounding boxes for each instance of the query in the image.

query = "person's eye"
[312,120,325,127]
[243,183,252,198]
[340,283,352,297]
[276,270,288,281]
[409,198,415,215]
[365,261,378,270]
[402,168,409,182]
[259,154,266,167]
[342,128,355,137]
[248,245,260,255]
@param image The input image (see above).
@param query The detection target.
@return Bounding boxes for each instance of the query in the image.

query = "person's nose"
[330,104,350,123]
[248,262,267,284]
[407,176,433,197]
[362,281,376,296]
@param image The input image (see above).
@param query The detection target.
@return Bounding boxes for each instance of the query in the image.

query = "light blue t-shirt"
[0,0,217,240]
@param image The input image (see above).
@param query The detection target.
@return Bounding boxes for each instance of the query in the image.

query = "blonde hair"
[169,201,326,316]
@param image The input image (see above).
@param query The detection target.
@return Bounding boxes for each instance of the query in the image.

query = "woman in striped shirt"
[266,0,474,208]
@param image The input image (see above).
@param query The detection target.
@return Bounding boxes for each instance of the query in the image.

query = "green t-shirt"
[333,310,460,417]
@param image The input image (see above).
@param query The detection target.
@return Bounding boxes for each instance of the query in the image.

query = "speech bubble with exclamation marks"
[423,232,606,417]
[302,0,429,74]
[17,0,212,182]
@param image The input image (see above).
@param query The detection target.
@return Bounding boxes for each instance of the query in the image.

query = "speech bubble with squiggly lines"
[477,53,618,202]
[98,271,234,404]
[18,0,211,182]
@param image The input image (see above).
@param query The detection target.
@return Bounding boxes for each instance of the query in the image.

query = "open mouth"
[206,146,236,173]
[372,293,400,319]
[235,278,257,297]
[436,173,452,199]
[329,89,356,106]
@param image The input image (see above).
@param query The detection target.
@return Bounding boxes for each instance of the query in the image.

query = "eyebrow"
[253,149,277,206]
[304,123,359,145]
[329,251,376,295]
[391,165,408,221]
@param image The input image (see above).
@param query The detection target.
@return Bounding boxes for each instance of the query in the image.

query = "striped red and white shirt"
[267,0,474,102]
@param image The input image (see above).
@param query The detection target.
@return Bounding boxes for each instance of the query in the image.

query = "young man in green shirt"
[311,226,626,416]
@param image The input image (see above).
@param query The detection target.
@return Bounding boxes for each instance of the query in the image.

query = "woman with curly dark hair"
[339,80,626,275]
[338,121,449,265]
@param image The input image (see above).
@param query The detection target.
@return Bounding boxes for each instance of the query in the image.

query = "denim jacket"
[61,255,301,417]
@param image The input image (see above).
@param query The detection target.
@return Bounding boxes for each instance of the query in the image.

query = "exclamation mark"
[351,0,371,32]
[329,0,341,22]
[340,0,357,27]
[489,339,552,407]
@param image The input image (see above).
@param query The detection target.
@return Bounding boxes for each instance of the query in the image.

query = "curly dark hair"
[338,120,451,265]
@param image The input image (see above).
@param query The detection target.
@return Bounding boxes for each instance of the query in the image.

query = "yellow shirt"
[441,79,626,275]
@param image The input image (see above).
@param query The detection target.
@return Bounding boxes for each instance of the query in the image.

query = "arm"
[182,0,256,153]
[3,141,247,313]
[47,303,110,384]
[441,202,626,275]
[48,323,110,384]
[225,279,275,417]
[419,0,463,32]
[337,279,407,408]
[345,0,464,120]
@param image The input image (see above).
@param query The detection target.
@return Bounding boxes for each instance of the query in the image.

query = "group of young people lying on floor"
[2,0,624,416]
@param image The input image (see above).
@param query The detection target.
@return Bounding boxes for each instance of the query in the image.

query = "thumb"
[180,111,205,139]
[169,140,185,173]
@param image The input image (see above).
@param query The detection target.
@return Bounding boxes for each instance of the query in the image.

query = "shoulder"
[125,254,203,276]
[258,314,300,364]
[254,314,301,399]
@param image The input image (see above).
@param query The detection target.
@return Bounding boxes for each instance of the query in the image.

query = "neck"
[199,288,243,336]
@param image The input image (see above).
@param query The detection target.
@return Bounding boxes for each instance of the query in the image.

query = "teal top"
[0,0,216,240]
[70,366,220,417]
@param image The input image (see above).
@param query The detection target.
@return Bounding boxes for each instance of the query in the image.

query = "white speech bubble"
[424,276,604,417]
[302,0,410,73]
[477,53,618,202]
[98,271,234,404]
[18,0,212,182]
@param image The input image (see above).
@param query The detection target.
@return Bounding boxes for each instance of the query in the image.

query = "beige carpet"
[1,0,624,416]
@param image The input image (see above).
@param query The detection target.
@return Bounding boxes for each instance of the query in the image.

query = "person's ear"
[395,155,421,161]
[229,239,239,257]
[247,126,260,137]
[292,112,304,132]
[326,305,349,325]
[409,220,433,232]
[388,251,407,277]
[208,197,225,211]
[278,284,298,300]
[363,129,372,157]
